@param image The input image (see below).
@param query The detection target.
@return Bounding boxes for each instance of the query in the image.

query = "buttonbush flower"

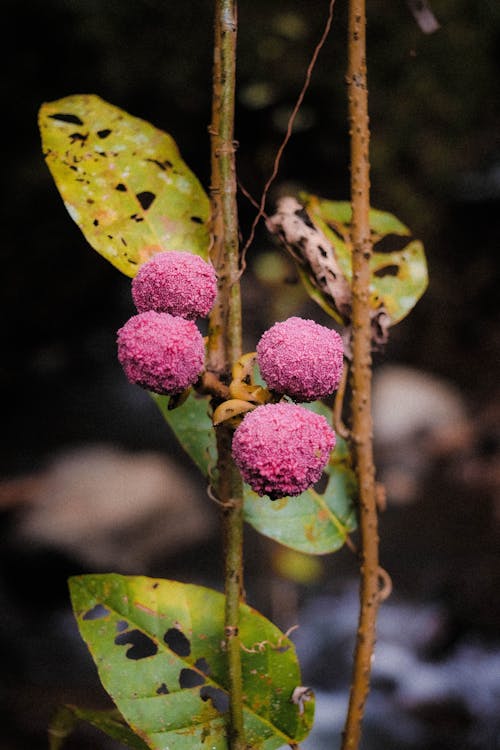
[257,317,344,402]
[132,250,217,319]
[117,311,205,394]
[232,402,335,500]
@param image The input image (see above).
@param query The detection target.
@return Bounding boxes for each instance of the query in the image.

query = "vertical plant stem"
[341,2,381,749]
[208,2,246,749]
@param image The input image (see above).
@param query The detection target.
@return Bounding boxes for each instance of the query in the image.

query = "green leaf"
[153,391,357,555]
[151,391,357,555]
[243,434,357,555]
[151,391,216,476]
[301,193,428,325]
[49,705,150,750]
[39,94,210,276]
[69,575,314,750]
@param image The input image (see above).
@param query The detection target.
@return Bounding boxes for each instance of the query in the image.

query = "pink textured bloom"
[232,402,335,500]
[117,311,205,395]
[257,317,344,402]
[132,251,217,319]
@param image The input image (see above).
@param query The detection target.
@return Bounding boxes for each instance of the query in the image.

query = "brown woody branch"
[341,1,384,749]
[208,2,246,749]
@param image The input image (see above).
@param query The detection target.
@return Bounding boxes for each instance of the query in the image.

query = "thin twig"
[344,535,358,555]
[240,0,337,268]
[237,179,267,214]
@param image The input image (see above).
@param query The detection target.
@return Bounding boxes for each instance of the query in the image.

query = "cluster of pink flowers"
[117,251,217,395]
[257,317,344,402]
[232,403,336,500]
[117,311,205,395]
[132,250,217,320]
[232,316,343,500]
[118,251,344,501]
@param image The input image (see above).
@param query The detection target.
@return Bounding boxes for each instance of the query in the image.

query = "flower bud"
[117,311,204,395]
[257,317,344,402]
[232,402,335,500]
[132,250,217,319]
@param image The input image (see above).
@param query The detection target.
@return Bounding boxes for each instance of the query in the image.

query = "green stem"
[208,2,246,749]
[341,1,381,749]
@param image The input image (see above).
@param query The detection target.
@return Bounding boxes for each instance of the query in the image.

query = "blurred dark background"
[1,1,499,748]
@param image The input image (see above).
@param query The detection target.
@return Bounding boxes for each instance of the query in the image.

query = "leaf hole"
[116,620,129,632]
[146,158,173,171]
[190,216,203,224]
[374,233,410,254]
[82,604,110,620]
[294,207,316,230]
[114,630,158,660]
[115,183,127,192]
[69,132,88,144]
[374,264,399,278]
[179,668,206,689]
[314,472,329,494]
[97,128,112,139]
[200,686,229,713]
[136,191,156,210]
[156,682,170,695]
[48,113,84,125]
[164,627,191,657]
[324,223,345,243]
[194,657,211,675]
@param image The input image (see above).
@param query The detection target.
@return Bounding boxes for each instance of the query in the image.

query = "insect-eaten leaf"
[39,95,210,276]
[267,193,428,345]
[69,574,314,750]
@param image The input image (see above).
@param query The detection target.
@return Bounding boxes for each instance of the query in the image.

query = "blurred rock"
[372,365,469,504]
[8,444,214,571]
[451,396,500,522]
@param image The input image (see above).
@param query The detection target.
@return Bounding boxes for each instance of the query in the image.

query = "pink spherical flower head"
[132,250,217,320]
[117,311,205,395]
[257,317,344,402]
[232,402,336,500]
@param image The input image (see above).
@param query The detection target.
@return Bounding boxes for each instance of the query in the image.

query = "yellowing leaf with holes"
[69,575,314,750]
[301,193,428,325]
[39,95,210,276]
